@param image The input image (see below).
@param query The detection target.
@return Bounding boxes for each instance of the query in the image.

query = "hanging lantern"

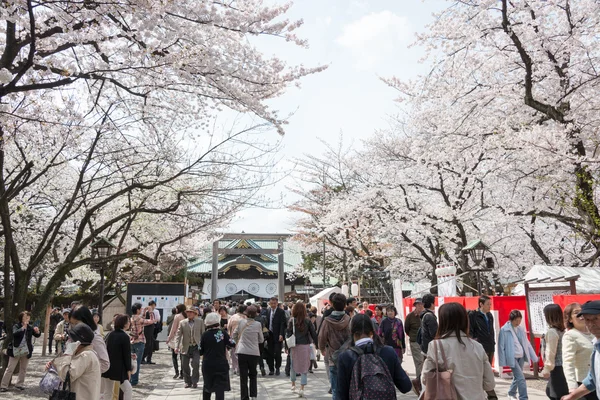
[351,283,359,297]
[341,284,349,297]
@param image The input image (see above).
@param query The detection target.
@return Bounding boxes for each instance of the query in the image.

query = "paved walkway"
[148,349,549,400]
[0,337,549,400]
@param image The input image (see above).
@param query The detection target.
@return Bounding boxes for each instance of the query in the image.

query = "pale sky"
[227,0,446,234]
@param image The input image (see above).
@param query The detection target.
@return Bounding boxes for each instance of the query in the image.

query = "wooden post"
[523,282,539,378]
[569,279,577,294]
[42,303,51,356]
[211,240,219,301]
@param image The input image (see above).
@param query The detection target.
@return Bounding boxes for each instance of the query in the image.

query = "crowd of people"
[0,295,599,400]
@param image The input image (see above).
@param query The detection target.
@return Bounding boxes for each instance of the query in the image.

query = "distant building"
[188,238,333,302]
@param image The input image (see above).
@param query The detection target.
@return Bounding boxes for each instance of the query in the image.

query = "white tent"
[513,265,600,295]
[309,286,341,315]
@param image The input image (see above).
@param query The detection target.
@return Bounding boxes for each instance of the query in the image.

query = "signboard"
[126,283,187,342]
[528,290,569,334]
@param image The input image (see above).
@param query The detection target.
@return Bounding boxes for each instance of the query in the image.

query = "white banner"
[393,279,405,320]
[200,278,279,300]
[435,264,457,297]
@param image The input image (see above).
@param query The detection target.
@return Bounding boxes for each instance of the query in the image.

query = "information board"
[127,283,187,342]
[528,290,569,334]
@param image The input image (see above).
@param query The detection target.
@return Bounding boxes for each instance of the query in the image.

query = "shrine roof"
[187,238,303,274]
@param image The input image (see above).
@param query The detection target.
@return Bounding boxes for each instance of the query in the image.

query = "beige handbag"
[422,340,458,400]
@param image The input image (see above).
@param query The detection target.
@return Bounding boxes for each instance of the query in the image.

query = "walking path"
[149,349,549,400]
[1,338,549,400]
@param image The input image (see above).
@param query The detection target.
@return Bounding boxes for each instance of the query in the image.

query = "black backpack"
[416,310,434,345]
[349,344,397,400]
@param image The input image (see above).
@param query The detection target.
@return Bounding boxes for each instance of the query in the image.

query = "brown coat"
[317,313,351,365]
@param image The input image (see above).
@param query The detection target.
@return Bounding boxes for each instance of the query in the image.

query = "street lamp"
[90,237,116,320]
[462,239,491,295]
[153,267,163,282]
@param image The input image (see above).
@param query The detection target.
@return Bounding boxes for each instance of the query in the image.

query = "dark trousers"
[266,336,282,371]
[202,390,224,400]
[182,346,200,385]
[546,366,569,400]
[48,330,55,353]
[238,353,259,400]
[143,329,155,362]
[258,343,265,372]
[172,349,180,374]
[485,351,498,400]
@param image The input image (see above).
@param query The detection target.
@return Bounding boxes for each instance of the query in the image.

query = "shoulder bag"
[285,318,296,348]
[422,340,458,400]
[50,368,76,400]
[13,333,29,358]
[236,320,252,344]
[40,355,62,395]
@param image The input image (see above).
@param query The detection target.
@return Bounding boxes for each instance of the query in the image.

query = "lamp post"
[153,267,163,282]
[461,239,491,295]
[90,237,116,320]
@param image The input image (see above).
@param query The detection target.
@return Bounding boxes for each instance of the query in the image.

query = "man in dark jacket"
[404,298,424,377]
[469,295,498,400]
[419,293,437,355]
[266,297,286,375]
[48,308,62,354]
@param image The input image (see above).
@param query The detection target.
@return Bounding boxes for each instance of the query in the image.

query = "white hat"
[205,312,220,327]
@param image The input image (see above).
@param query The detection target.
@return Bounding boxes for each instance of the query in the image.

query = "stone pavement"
[0,338,549,400]
[147,349,550,400]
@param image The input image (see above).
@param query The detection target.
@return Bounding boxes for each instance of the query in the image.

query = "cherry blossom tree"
[384,0,600,263]
[0,0,324,340]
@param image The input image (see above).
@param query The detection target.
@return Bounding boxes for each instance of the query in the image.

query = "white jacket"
[562,328,595,390]
[421,334,495,400]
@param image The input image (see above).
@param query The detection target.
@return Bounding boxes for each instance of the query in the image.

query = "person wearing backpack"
[336,313,412,400]
[418,294,438,355]
[421,302,495,400]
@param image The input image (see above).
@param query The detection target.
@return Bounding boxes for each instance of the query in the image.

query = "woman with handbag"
[102,315,134,400]
[0,311,41,392]
[199,312,236,400]
[286,302,318,398]
[233,306,264,400]
[51,323,101,400]
[377,305,406,362]
[421,302,495,400]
